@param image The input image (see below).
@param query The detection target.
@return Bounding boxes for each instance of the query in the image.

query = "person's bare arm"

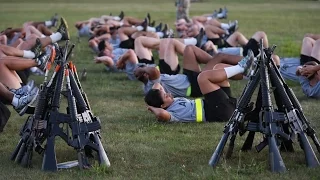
[147,106,171,122]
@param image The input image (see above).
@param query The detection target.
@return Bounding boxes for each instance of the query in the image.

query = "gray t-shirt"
[144,74,191,97]
[166,97,206,122]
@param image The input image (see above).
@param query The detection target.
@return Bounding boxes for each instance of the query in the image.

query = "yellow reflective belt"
[195,98,203,123]
[156,66,160,70]
[186,86,191,96]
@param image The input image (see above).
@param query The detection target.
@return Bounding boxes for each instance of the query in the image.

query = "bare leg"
[311,39,320,60]
[0,44,24,57]
[197,64,229,94]
[203,53,242,71]
[226,31,248,47]
[117,49,139,69]
[134,36,159,59]
[118,27,138,41]
[0,35,7,45]
[251,31,268,48]
[182,45,214,72]
[205,24,225,38]
[36,24,53,36]
[301,37,314,56]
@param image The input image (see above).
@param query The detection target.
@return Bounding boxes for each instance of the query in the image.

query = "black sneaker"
[119,11,124,21]
[155,22,162,32]
[228,20,238,35]
[141,18,148,31]
[195,28,204,47]
[57,17,70,40]
[51,13,59,27]
[31,38,42,59]
[161,24,168,38]
[150,20,155,27]
[35,45,54,71]
[147,13,151,23]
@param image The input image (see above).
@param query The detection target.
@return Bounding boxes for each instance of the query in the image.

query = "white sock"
[147,26,156,32]
[113,16,121,21]
[206,17,213,21]
[119,21,124,26]
[23,50,35,59]
[224,65,244,78]
[136,26,143,31]
[221,23,230,30]
[45,21,53,27]
[156,32,164,38]
[50,32,62,43]
[40,34,46,38]
[11,95,19,107]
[184,38,197,45]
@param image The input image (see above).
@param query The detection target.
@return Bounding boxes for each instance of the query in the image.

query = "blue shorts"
[78,25,91,37]
[279,57,300,82]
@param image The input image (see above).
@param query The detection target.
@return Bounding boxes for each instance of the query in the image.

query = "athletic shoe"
[9,80,35,97]
[147,13,151,23]
[119,11,124,21]
[150,20,155,27]
[30,38,42,59]
[228,20,239,35]
[57,17,70,40]
[155,22,162,32]
[161,24,169,38]
[35,45,54,71]
[51,13,59,27]
[238,49,255,77]
[141,18,148,31]
[195,28,204,47]
[14,87,39,116]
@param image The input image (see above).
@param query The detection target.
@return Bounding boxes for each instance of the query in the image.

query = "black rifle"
[208,39,320,172]
[11,41,111,171]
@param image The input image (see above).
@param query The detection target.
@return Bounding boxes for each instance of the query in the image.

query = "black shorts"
[183,69,202,97]
[158,59,181,75]
[207,38,232,48]
[203,88,236,122]
[138,57,155,64]
[119,37,135,49]
[243,38,259,57]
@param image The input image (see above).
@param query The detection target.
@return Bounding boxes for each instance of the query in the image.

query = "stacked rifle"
[11,41,111,171]
[209,39,320,172]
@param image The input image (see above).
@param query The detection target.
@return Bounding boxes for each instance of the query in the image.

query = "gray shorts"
[218,47,243,56]
[7,32,21,46]
[78,25,91,37]
[299,76,320,98]
[279,57,300,82]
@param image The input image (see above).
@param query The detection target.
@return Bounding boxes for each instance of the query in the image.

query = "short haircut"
[98,40,106,52]
[144,89,163,108]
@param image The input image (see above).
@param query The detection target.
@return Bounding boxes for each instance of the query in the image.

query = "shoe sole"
[60,17,70,40]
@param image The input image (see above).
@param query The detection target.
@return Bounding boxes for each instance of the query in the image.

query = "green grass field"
[1,0,320,179]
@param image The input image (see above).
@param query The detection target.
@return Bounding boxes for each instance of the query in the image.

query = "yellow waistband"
[195,98,203,123]
[186,86,191,96]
